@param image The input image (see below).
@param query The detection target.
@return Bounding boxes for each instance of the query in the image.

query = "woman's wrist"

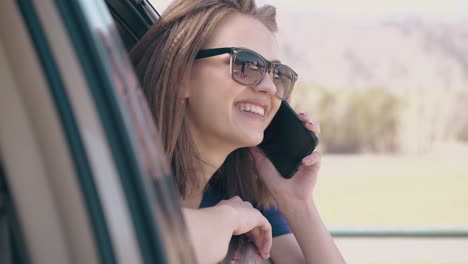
[275,195,316,219]
[275,196,346,263]
[214,204,239,235]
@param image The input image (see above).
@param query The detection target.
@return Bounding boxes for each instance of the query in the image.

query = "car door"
[0,0,195,263]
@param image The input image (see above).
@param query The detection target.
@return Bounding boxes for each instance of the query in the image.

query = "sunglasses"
[195,47,297,100]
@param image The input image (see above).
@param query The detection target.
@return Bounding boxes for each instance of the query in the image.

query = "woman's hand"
[251,112,321,204]
[251,115,346,263]
[217,196,272,259]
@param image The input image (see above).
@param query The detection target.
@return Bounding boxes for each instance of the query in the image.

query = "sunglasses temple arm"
[195,48,233,59]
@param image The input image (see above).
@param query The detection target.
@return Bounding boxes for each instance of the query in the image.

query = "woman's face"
[186,13,282,153]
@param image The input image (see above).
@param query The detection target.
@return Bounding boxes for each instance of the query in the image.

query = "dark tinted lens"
[272,65,296,100]
[232,51,266,85]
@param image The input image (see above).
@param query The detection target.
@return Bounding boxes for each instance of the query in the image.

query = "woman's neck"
[181,152,227,209]
[195,145,230,190]
[181,136,235,208]
[182,117,239,206]
[189,125,236,189]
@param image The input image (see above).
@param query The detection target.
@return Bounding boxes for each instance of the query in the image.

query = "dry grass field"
[314,154,468,264]
[315,154,468,226]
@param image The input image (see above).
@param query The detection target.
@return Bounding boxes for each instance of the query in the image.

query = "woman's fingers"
[305,120,320,135]
[241,210,272,259]
[297,112,309,122]
[258,216,272,258]
[298,112,320,136]
[246,222,272,259]
[218,196,272,258]
[261,225,272,258]
[302,151,322,167]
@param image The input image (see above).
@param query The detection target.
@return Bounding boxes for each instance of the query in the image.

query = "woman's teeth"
[238,103,265,117]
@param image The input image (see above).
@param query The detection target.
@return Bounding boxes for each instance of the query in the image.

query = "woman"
[130,0,345,263]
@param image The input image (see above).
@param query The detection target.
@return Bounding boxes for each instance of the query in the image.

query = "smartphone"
[258,101,319,179]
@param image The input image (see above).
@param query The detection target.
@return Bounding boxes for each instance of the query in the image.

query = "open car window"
[1,0,194,263]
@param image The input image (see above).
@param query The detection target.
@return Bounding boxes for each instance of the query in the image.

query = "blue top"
[199,188,292,237]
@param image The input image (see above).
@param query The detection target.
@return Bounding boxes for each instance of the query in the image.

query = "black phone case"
[258,101,319,179]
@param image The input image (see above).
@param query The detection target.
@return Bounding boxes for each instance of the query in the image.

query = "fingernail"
[302,156,313,165]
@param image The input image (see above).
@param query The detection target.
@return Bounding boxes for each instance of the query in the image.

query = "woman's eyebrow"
[271,59,281,63]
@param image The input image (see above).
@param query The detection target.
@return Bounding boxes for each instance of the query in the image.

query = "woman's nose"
[253,73,276,96]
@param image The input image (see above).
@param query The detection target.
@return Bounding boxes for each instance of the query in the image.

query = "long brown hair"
[130,0,277,206]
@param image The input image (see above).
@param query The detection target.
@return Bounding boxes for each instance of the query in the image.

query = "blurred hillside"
[278,13,468,92]
[278,13,468,154]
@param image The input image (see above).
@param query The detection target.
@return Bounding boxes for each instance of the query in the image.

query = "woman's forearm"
[182,206,236,263]
[183,196,274,263]
[277,199,346,264]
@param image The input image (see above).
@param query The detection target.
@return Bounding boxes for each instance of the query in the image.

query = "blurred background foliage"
[292,85,468,154]
[294,85,401,153]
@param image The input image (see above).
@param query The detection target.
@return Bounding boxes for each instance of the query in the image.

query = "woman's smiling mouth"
[237,103,265,117]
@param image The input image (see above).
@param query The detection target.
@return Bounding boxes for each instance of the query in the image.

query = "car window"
[1,0,195,263]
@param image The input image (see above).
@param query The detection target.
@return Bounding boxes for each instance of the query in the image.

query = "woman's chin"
[237,133,264,148]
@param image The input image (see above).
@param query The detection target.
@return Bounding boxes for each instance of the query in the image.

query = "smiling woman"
[130,0,345,263]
